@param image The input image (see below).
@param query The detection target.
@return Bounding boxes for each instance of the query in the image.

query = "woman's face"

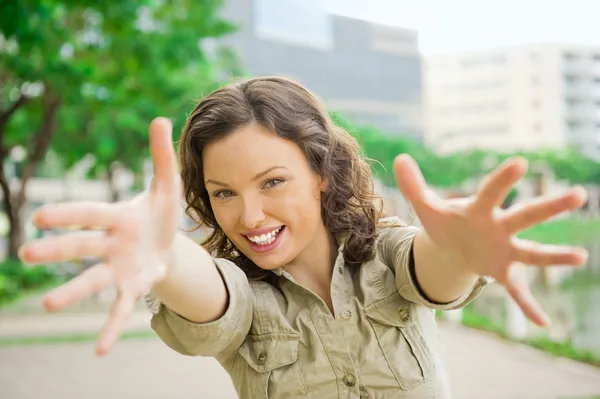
[203,123,327,270]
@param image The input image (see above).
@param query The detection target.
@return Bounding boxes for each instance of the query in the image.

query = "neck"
[284,222,338,294]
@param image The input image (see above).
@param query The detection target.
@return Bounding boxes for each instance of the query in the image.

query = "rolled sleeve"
[144,258,253,361]
[380,217,491,311]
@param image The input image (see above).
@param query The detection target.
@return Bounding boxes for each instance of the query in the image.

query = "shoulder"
[376,216,419,244]
[377,215,410,230]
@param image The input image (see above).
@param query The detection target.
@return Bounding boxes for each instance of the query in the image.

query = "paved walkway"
[1,300,600,398]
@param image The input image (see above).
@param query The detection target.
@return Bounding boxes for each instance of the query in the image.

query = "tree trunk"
[107,162,120,202]
[7,203,23,260]
[0,89,60,259]
[0,159,22,259]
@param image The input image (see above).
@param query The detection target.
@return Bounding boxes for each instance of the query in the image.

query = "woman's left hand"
[393,154,588,326]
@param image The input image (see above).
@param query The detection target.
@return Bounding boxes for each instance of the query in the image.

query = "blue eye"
[263,178,284,189]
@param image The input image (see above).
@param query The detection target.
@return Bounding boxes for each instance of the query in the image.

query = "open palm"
[18,118,181,355]
[393,155,588,326]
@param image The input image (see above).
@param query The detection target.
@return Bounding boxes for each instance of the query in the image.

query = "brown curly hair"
[178,76,384,280]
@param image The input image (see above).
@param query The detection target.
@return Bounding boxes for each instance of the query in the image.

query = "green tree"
[333,113,495,189]
[0,0,236,259]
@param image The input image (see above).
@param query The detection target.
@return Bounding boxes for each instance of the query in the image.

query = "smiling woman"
[18,76,588,399]
[199,122,331,276]
[179,78,382,286]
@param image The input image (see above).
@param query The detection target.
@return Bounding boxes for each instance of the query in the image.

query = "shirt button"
[340,309,352,320]
[398,308,410,322]
[343,374,356,387]
[257,352,267,365]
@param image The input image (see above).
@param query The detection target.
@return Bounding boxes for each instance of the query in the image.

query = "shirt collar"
[270,234,347,276]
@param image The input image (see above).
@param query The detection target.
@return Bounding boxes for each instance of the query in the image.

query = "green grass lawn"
[0,330,156,347]
[458,305,600,368]
[518,216,600,245]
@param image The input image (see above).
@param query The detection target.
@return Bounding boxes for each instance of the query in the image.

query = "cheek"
[280,185,322,229]
[211,202,238,235]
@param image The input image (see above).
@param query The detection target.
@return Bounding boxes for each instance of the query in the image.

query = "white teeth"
[248,227,282,245]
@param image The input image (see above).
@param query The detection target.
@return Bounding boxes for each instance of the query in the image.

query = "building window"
[369,24,418,55]
[564,52,579,62]
[566,120,583,130]
[460,54,506,69]
[564,74,579,84]
[253,0,333,49]
[440,124,509,139]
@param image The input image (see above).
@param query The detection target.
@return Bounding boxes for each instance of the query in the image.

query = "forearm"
[151,232,228,323]
[412,229,479,304]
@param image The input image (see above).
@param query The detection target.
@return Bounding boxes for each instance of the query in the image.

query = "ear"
[318,176,329,192]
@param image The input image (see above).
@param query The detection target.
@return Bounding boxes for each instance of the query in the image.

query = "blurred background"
[1,0,600,398]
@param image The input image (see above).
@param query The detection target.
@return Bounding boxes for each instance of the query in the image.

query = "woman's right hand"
[18,117,182,356]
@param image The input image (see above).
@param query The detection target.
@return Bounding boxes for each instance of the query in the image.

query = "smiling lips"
[245,226,284,246]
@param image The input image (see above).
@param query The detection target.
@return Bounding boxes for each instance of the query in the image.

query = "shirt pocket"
[364,293,436,390]
[238,333,307,399]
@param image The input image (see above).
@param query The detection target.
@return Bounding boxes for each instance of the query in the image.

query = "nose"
[239,195,266,229]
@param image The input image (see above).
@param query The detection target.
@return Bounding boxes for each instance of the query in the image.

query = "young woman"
[19,77,588,398]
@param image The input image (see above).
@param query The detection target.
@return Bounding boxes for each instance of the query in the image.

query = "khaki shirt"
[146,218,489,398]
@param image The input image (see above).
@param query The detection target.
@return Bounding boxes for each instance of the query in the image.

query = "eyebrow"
[205,166,288,187]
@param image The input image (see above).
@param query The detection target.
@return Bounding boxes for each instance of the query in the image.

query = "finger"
[473,157,527,213]
[19,231,108,265]
[393,154,437,211]
[502,186,587,233]
[505,267,549,327]
[512,238,588,267]
[31,202,121,230]
[43,264,113,312]
[96,292,137,356]
[149,117,178,191]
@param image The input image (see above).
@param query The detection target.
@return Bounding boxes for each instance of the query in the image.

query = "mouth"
[243,226,286,253]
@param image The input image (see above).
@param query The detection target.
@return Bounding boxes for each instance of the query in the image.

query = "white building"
[423,43,600,157]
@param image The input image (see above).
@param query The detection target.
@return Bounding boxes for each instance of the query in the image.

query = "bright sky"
[326,0,600,54]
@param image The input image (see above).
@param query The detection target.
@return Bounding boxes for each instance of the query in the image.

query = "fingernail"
[153,117,172,129]
[540,315,551,327]
[43,295,59,312]
[18,246,35,266]
[573,186,588,199]
[95,345,106,357]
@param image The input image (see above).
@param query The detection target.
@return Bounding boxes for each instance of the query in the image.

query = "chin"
[250,255,288,271]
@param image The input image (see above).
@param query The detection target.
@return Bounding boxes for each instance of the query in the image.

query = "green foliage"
[528,335,600,367]
[1,0,242,181]
[332,112,496,188]
[0,275,19,304]
[458,304,600,367]
[0,0,243,255]
[518,217,600,246]
[0,259,60,305]
[332,112,600,189]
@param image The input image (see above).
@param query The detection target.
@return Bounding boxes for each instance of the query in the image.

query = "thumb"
[393,154,430,208]
[149,117,179,190]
